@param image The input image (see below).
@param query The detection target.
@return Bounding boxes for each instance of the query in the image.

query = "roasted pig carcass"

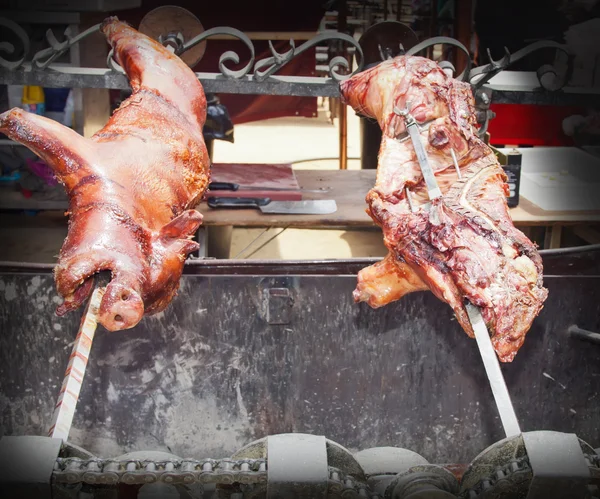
[0,17,210,331]
[340,56,548,362]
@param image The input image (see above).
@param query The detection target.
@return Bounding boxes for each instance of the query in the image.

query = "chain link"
[328,467,381,498]
[53,457,381,498]
[460,456,531,499]
[54,457,267,486]
[461,454,600,499]
[55,452,600,497]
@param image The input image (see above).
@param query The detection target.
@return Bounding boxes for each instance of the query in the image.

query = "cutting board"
[501,147,600,212]
[209,163,302,201]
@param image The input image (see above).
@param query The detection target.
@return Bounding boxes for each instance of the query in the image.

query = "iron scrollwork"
[178,26,256,79]
[0,17,30,70]
[0,17,364,84]
[404,35,472,82]
[0,17,580,105]
[252,31,364,82]
[467,40,570,91]
[104,26,364,82]
[34,24,102,69]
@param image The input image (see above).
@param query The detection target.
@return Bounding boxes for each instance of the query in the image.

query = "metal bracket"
[474,87,496,137]
[523,431,591,499]
[266,288,293,325]
[0,436,63,499]
[266,433,329,499]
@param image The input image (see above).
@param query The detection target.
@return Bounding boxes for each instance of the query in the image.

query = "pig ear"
[170,239,200,258]
[159,210,203,240]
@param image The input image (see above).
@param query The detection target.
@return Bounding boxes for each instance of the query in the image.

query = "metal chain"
[57,453,600,497]
[54,457,267,486]
[461,453,600,499]
[53,457,381,498]
[460,456,532,499]
[328,467,381,498]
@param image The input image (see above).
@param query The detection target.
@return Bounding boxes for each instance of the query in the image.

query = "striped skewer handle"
[48,287,105,441]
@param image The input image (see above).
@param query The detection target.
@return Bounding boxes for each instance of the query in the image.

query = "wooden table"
[194,169,600,257]
[198,169,600,226]
[198,170,375,228]
[2,169,600,257]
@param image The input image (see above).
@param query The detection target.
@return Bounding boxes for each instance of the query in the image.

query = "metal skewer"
[450,148,462,179]
[395,105,442,201]
[396,104,521,439]
[466,303,521,437]
[405,186,416,213]
[48,285,105,441]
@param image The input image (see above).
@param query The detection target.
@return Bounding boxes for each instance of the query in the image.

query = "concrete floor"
[0,102,387,262]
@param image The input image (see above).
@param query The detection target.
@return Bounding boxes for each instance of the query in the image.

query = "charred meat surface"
[0,17,210,331]
[340,56,548,362]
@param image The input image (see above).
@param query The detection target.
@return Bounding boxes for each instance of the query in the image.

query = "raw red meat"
[0,17,210,331]
[340,56,548,362]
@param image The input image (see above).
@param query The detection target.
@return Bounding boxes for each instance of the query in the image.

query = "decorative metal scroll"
[467,40,570,91]
[404,35,472,82]
[33,24,102,69]
[0,17,364,84]
[251,30,361,82]
[0,17,580,105]
[0,17,30,70]
[402,36,570,93]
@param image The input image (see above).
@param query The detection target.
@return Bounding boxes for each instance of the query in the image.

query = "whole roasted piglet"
[340,56,548,362]
[0,17,210,331]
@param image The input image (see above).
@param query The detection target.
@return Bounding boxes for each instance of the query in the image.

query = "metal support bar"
[0,66,344,97]
[266,434,329,498]
[206,225,233,259]
[568,325,600,345]
[4,65,595,103]
[523,431,591,499]
[339,99,348,169]
[0,10,81,24]
[0,436,63,499]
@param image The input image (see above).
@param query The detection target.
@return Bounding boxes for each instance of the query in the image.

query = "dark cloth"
[473,0,569,70]
[115,0,327,124]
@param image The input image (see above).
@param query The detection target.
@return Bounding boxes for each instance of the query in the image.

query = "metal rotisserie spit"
[0,6,599,498]
[0,246,599,498]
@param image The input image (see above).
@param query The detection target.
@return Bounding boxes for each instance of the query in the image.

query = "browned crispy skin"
[353,254,428,308]
[0,17,210,331]
[340,56,548,362]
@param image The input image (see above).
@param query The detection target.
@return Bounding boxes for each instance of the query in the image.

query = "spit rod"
[48,286,105,441]
[466,303,522,438]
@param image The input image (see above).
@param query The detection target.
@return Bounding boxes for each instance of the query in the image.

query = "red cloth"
[487,104,584,146]
[196,39,318,124]
[115,0,325,124]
